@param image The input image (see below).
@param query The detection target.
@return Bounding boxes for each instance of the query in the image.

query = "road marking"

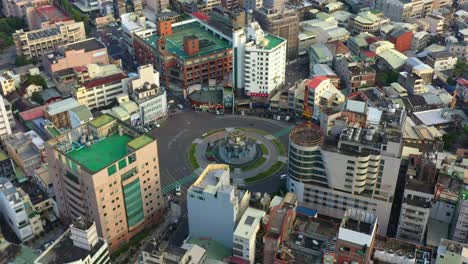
[162,169,202,195]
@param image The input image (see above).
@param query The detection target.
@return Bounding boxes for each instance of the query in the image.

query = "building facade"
[0,71,20,96]
[233,22,287,98]
[13,21,86,60]
[233,207,265,264]
[187,164,250,248]
[287,104,404,235]
[134,19,233,90]
[45,114,164,252]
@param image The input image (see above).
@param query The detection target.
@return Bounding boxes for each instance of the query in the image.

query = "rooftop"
[65,38,105,52]
[88,114,115,128]
[34,5,70,25]
[127,134,154,150]
[0,150,9,161]
[290,122,322,147]
[234,208,265,239]
[37,230,105,264]
[264,34,285,50]
[144,20,231,59]
[66,134,132,172]
[46,98,80,116]
[187,237,231,261]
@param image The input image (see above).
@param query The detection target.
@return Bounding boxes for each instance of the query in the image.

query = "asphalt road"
[150,111,290,194]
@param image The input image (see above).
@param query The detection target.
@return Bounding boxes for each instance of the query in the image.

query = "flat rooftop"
[127,134,154,150]
[264,34,285,50]
[65,38,105,52]
[37,231,105,264]
[88,114,115,128]
[66,134,132,173]
[144,20,231,59]
[187,237,231,261]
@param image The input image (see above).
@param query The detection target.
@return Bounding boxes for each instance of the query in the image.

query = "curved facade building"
[288,122,327,187]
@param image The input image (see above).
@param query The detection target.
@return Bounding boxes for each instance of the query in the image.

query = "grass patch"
[260,144,269,155]
[239,127,268,135]
[245,161,284,183]
[241,157,267,171]
[202,128,225,138]
[188,143,200,169]
[272,139,286,156]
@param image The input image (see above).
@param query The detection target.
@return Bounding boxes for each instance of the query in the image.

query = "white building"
[305,76,345,120]
[142,243,207,264]
[0,178,34,242]
[35,218,111,264]
[287,103,404,235]
[426,51,458,72]
[233,22,287,98]
[0,95,12,141]
[121,13,157,55]
[0,71,20,96]
[375,0,433,22]
[187,164,250,248]
[72,64,128,110]
[233,207,265,264]
[127,64,167,125]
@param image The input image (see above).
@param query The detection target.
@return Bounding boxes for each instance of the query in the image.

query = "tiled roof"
[307,76,329,89]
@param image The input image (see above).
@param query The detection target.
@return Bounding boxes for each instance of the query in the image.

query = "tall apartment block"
[13,21,86,60]
[0,95,13,141]
[134,19,233,91]
[396,153,436,244]
[287,100,404,235]
[233,207,265,264]
[187,164,250,248]
[233,21,287,97]
[45,114,163,251]
[253,1,299,59]
[336,208,377,264]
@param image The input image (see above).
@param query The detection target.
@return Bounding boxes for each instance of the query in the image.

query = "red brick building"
[133,19,233,92]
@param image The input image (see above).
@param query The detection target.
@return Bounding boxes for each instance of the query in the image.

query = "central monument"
[213,129,260,166]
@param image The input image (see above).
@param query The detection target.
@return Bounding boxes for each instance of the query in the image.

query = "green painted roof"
[0,150,9,161]
[144,20,231,59]
[9,245,39,264]
[67,134,132,173]
[15,167,28,183]
[46,125,61,137]
[187,237,231,261]
[127,134,153,150]
[88,114,115,128]
[264,34,285,50]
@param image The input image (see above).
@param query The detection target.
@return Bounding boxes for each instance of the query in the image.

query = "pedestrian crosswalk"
[162,168,202,195]
[273,125,295,138]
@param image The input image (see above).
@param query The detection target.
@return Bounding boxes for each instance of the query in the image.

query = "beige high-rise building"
[253,7,299,59]
[45,114,163,252]
[13,20,86,60]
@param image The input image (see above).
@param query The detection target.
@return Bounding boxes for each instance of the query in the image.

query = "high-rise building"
[233,22,287,98]
[45,114,163,251]
[287,101,405,235]
[13,21,86,60]
[396,153,436,244]
[144,0,169,13]
[253,3,299,59]
[336,208,377,264]
[187,164,250,248]
[0,95,12,141]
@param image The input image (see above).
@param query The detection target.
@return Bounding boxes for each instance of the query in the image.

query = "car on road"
[280,174,288,180]
[155,123,160,128]
[175,185,181,196]
[285,115,291,121]
[177,104,184,109]
[241,110,245,115]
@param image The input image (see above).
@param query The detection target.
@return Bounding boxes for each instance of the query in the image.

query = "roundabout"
[189,127,287,186]
[148,111,293,194]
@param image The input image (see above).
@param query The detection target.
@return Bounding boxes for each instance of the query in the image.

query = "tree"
[31,91,44,104]
[27,75,47,88]
[377,70,399,85]
[15,55,31,66]
[454,62,468,78]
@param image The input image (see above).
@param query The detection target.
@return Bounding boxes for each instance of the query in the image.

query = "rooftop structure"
[26,5,71,30]
[134,19,233,89]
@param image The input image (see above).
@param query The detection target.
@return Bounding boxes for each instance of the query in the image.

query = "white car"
[177,104,184,109]
[280,174,288,180]
[175,185,181,196]
[155,123,160,128]
[241,111,245,116]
